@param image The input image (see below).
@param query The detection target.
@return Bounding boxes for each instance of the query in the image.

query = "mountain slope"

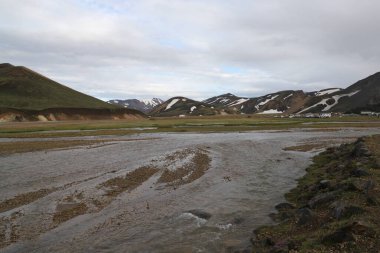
[0,63,115,110]
[150,97,220,117]
[330,72,380,112]
[298,73,380,113]
[108,98,163,113]
[239,90,310,114]
[203,93,249,108]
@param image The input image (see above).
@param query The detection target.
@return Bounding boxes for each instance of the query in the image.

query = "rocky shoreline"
[250,135,380,253]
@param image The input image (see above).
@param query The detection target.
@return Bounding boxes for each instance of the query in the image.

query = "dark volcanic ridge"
[148,72,380,116]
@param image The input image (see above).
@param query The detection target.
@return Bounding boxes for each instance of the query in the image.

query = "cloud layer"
[1,0,379,100]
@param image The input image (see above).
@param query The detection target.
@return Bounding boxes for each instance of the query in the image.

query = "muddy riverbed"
[1,128,380,252]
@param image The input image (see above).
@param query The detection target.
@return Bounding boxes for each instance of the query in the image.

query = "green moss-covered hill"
[0,63,115,110]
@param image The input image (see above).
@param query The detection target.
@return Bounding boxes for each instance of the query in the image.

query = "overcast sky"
[1,0,379,101]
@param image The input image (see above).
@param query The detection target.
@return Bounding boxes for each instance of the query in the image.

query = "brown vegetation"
[101,166,159,197]
[52,202,88,225]
[158,149,211,186]
[0,188,54,213]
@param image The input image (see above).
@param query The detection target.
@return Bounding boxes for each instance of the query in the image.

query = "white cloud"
[0,0,379,101]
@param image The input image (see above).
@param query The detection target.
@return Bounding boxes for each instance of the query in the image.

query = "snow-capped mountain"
[150,97,220,117]
[108,98,164,113]
[109,71,380,116]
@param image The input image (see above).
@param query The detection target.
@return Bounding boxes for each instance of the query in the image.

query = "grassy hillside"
[0,63,116,110]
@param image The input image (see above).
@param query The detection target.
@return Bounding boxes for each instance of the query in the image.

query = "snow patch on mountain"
[165,99,179,111]
[255,95,279,110]
[315,88,342,96]
[108,98,164,113]
[258,109,283,114]
[299,90,360,113]
[283,93,293,100]
[228,98,249,107]
[141,98,163,107]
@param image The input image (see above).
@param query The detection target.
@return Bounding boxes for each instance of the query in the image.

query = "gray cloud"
[1,0,379,101]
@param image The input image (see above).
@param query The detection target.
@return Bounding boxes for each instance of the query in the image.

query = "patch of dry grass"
[158,150,211,186]
[0,188,54,213]
[1,116,379,138]
[284,143,327,152]
[0,138,160,155]
[52,202,88,225]
[101,166,159,197]
[0,140,107,155]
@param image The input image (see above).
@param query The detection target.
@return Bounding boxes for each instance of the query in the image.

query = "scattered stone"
[232,217,244,225]
[296,208,316,225]
[322,222,375,245]
[351,178,377,195]
[322,227,355,244]
[271,240,290,253]
[241,247,252,253]
[351,168,370,177]
[270,210,294,222]
[308,190,340,209]
[223,176,232,182]
[352,140,371,157]
[187,209,211,220]
[366,195,379,206]
[318,179,331,189]
[264,237,275,246]
[287,240,297,251]
[223,239,242,253]
[275,202,295,211]
[329,201,365,220]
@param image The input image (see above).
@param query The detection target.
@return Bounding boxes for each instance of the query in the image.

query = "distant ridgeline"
[1,63,379,120]
[146,72,380,116]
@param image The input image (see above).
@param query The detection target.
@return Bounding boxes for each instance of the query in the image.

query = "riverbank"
[251,135,380,252]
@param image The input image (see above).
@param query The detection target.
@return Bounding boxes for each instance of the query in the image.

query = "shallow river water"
[1,128,380,253]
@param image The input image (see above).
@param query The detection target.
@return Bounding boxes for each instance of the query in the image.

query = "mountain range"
[0,63,379,121]
[107,98,163,113]
[146,72,380,116]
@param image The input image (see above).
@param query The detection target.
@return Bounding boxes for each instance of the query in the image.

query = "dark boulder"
[322,222,375,245]
[351,168,370,177]
[350,178,376,194]
[322,227,355,244]
[296,208,316,225]
[366,195,379,206]
[352,140,371,157]
[329,201,365,220]
[318,179,331,189]
[308,190,340,209]
[232,217,244,225]
[275,202,295,211]
[269,211,294,222]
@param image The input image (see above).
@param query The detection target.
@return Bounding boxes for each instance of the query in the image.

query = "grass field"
[0,115,379,138]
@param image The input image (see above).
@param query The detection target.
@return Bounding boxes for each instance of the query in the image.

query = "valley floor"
[0,118,380,252]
